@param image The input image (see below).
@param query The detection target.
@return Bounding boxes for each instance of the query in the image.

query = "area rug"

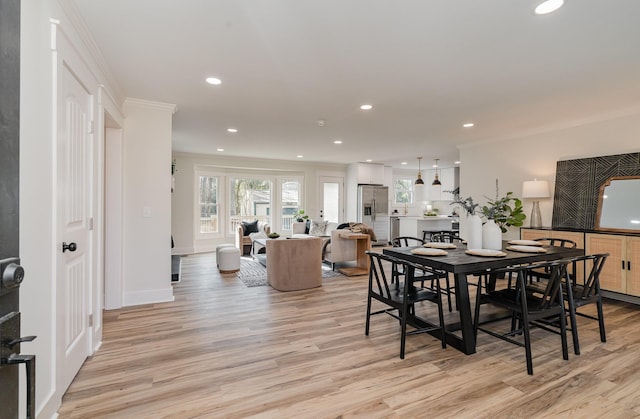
[237,258,345,287]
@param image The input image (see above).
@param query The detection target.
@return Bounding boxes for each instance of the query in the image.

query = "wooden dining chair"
[474,259,571,375]
[365,251,447,359]
[527,238,578,284]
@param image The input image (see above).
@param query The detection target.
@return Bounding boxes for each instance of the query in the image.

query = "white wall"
[459,109,640,240]
[122,99,176,305]
[171,152,347,254]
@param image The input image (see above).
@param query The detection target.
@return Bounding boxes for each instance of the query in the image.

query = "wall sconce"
[522,179,550,228]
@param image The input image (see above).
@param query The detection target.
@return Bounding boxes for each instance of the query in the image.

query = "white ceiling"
[70,0,640,170]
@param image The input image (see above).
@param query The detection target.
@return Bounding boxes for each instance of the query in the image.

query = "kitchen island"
[396,215,458,240]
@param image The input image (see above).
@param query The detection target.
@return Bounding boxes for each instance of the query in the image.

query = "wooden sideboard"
[521,227,640,304]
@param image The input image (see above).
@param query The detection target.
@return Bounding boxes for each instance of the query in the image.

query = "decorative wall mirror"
[596,176,640,232]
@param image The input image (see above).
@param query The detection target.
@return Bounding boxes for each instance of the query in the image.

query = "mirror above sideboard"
[596,176,640,233]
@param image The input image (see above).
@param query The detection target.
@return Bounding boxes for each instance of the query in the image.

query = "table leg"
[454,272,476,355]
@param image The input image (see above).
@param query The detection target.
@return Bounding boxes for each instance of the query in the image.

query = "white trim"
[123,288,175,307]
[124,97,177,114]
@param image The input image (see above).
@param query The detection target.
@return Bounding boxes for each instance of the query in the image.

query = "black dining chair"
[474,259,571,375]
[428,233,466,312]
[425,231,460,243]
[559,253,608,355]
[391,236,450,308]
[365,251,447,359]
[527,238,578,284]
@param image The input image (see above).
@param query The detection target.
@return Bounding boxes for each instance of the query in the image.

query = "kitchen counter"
[396,216,457,239]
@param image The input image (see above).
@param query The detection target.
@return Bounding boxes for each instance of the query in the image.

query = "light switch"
[143,206,152,218]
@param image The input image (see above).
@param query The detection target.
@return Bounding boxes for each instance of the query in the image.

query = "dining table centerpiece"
[480,180,526,250]
[451,195,482,249]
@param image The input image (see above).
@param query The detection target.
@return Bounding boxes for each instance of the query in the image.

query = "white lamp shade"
[522,180,550,199]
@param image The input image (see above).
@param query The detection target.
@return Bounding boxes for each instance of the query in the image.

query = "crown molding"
[57,0,126,105]
[124,98,178,114]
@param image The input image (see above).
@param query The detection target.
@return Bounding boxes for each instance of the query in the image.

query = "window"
[281,179,301,231]
[198,175,219,234]
[229,177,272,233]
[394,177,414,204]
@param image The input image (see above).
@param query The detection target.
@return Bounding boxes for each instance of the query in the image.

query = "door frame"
[318,174,345,223]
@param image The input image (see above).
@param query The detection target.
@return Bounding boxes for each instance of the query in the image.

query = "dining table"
[383,241,584,355]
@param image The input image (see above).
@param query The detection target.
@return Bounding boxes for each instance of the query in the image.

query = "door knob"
[62,242,77,253]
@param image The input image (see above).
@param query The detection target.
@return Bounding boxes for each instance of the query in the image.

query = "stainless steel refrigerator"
[357,185,389,245]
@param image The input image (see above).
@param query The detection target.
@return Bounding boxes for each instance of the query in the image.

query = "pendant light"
[432,158,442,186]
[415,157,424,185]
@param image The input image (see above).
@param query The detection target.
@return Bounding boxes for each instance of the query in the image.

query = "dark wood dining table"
[383,241,583,355]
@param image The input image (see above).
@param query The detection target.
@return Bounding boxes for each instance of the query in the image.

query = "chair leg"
[596,296,607,343]
[521,313,534,375]
[445,276,453,312]
[365,295,372,336]
[564,282,580,355]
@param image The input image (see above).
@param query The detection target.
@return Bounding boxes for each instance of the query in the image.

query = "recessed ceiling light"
[360,104,373,110]
[297,155,304,158]
[401,162,408,165]
[217,148,224,152]
[534,0,564,15]
[366,159,372,162]
[333,140,343,144]
[463,123,475,128]
[454,161,461,164]
[205,77,222,85]
[227,128,237,133]
[631,220,640,224]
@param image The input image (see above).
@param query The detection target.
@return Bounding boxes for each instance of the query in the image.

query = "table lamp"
[522,180,550,228]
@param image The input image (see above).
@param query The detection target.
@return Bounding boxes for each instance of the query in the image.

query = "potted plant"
[451,195,482,249]
[481,180,526,233]
[293,209,309,223]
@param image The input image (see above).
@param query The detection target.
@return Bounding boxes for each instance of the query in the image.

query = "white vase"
[466,214,483,249]
[482,219,503,250]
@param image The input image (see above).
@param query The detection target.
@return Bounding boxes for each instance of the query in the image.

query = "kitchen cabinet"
[351,162,385,185]
[586,233,640,296]
[424,167,456,201]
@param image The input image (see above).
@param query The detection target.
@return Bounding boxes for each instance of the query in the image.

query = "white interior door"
[56,64,93,393]
[319,176,344,223]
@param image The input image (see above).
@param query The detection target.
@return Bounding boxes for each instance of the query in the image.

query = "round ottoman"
[216,243,236,267]
[218,247,241,273]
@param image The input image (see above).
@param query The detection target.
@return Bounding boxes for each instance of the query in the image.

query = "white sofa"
[291,221,357,270]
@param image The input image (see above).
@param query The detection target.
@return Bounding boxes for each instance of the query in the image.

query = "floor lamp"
[522,180,550,228]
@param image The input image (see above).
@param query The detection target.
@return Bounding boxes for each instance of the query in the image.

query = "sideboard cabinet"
[585,233,640,297]
[521,227,640,302]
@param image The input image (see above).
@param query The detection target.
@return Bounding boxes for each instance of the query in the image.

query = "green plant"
[293,209,309,222]
[481,180,526,233]
[451,196,479,216]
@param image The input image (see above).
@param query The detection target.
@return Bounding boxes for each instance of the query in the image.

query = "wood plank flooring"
[58,252,640,418]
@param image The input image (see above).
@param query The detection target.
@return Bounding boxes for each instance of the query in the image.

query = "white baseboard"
[123,287,174,307]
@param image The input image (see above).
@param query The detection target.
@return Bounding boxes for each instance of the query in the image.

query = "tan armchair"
[235,221,270,255]
[323,229,358,270]
[266,237,323,291]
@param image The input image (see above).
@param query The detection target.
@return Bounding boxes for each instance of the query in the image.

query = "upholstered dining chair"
[365,251,446,359]
[474,259,571,375]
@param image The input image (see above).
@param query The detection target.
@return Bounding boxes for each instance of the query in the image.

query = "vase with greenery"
[480,180,526,233]
[451,195,482,248]
[293,209,309,223]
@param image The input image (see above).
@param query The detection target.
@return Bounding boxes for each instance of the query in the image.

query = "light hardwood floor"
[58,252,640,418]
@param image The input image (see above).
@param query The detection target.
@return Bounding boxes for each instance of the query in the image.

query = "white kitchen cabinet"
[351,162,385,185]
[425,167,456,201]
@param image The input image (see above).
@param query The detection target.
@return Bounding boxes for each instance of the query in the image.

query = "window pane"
[199,176,218,233]
[394,178,413,204]
[281,180,300,231]
[230,177,271,231]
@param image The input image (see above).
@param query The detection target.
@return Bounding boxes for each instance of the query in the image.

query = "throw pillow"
[242,220,260,236]
[309,220,329,236]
